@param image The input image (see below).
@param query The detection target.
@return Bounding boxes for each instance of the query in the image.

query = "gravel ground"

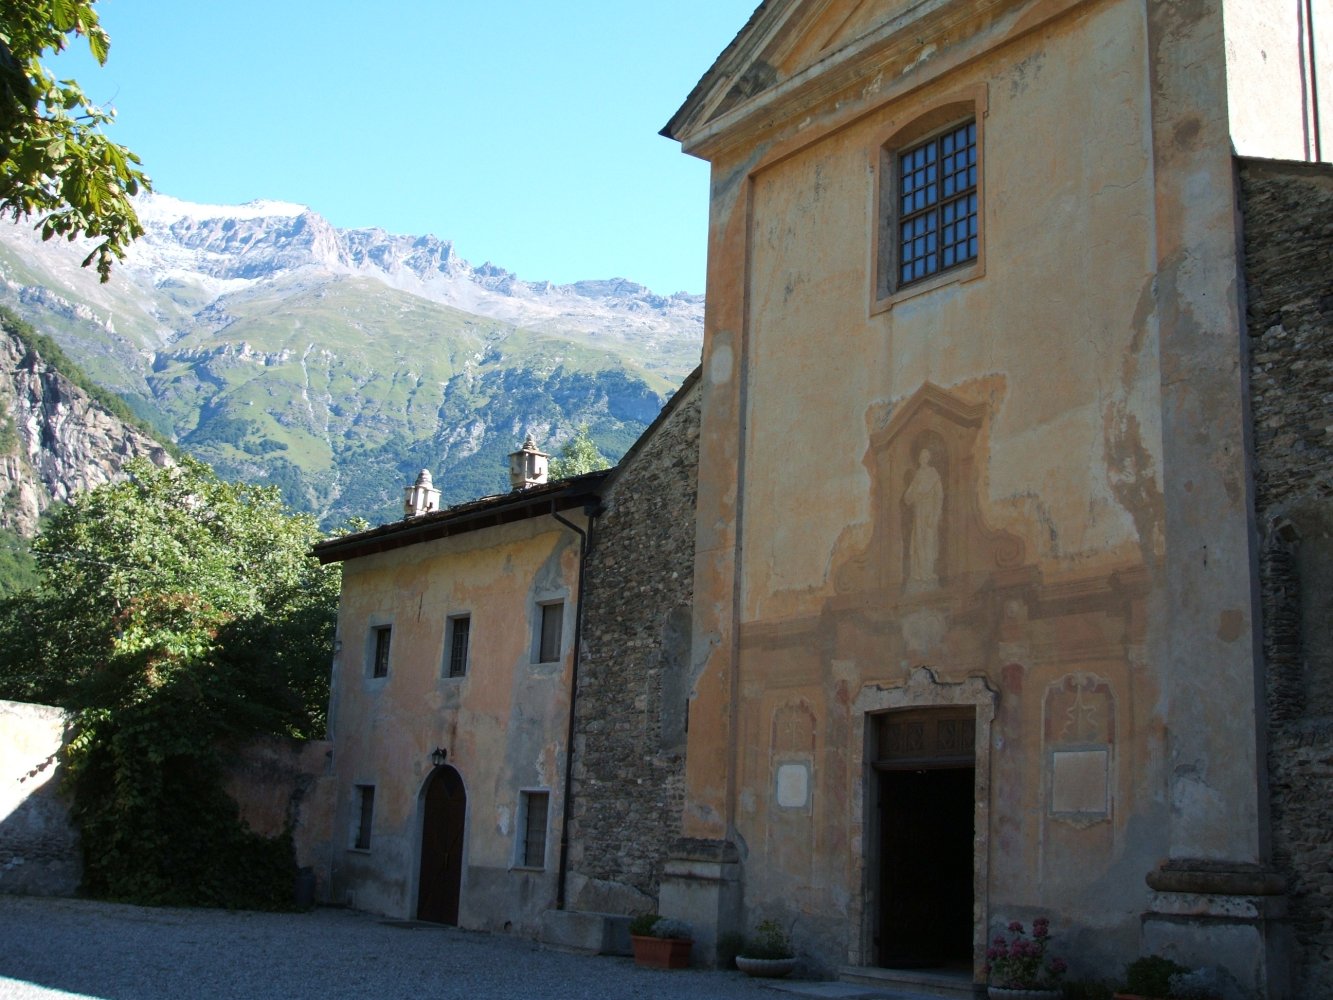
[0,895,796,1000]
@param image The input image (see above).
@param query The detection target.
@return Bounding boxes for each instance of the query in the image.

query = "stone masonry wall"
[565,375,700,914]
[1240,157,1333,999]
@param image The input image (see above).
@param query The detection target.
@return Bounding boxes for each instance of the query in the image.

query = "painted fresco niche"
[1041,671,1118,891]
[832,382,1025,659]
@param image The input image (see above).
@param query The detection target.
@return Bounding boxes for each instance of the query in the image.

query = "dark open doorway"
[417,765,466,924]
[871,708,975,969]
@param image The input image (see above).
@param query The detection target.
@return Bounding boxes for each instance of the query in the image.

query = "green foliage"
[0,306,180,457]
[0,0,150,280]
[549,424,611,479]
[1124,956,1190,998]
[740,919,793,960]
[0,456,339,907]
[0,526,38,597]
[629,913,662,936]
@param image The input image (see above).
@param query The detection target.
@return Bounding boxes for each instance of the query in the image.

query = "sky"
[54,2,761,295]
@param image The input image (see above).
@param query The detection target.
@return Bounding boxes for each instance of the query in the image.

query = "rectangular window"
[371,625,392,678]
[354,785,375,850]
[518,790,549,869]
[897,120,977,287]
[537,602,563,663]
[445,615,470,678]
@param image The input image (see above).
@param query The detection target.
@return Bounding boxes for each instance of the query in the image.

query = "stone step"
[835,965,981,999]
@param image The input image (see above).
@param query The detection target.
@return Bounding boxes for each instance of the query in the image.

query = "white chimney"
[508,434,550,490]
[404,469,440,518]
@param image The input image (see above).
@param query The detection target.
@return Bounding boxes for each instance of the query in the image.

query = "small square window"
[371,625,392,678]
[537,602,563,663]
[354,785,375,850]
[445,615,470,678]
[517,790,549,869]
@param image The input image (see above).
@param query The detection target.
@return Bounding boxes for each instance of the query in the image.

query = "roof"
[311,470,610,564]
[313,366,702,565]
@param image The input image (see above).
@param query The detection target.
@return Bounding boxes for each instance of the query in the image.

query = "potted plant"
[1114,957,1223,1000]
[735,919,797,978]
[985,917,1068,999]
[629,914,694,969]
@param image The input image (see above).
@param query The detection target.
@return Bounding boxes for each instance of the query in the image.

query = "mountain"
[0,195,703,526]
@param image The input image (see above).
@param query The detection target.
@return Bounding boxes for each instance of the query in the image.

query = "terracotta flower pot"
[735,955,797,978]
[631,934,693,969]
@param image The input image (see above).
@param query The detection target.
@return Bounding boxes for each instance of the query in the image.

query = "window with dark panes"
[371,625,391,678]
[520,791,549,868]
[446,615,470,678]
[897,120,977,287]
[537,602,563,663]
[354,785,375,850]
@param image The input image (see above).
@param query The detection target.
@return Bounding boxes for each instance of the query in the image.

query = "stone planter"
[735,955,797,978]
[987,989,1061,1000]
[630,935,692,969]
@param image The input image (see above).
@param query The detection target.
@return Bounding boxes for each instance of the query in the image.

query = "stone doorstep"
[836,965,981,1000]
[538,909,633,956]
[765,981,959,1000]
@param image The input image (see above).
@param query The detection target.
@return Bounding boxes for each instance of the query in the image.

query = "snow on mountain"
[114,194,704,350]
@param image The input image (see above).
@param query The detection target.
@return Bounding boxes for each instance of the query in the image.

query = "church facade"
[653,0,1326,996]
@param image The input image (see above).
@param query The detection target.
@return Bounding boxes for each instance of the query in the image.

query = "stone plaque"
[775,762,810,809]
[1050,748,1109,816]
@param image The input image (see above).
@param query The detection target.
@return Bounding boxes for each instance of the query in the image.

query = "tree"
[549,424,611,478]
[0,457,340,906]
[0,0,149,280]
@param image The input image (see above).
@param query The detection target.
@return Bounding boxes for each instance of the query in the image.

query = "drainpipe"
[1307,0,1322,161]
[551,500,601,910]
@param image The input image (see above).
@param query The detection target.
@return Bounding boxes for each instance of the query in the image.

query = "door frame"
[412,763,468,925]
[851,667,997,980]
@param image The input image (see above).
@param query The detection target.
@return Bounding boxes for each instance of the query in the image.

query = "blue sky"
[56,2,759,294]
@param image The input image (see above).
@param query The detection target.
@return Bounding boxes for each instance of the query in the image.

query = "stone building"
[644,0,1327,997]
[312,457,606,933]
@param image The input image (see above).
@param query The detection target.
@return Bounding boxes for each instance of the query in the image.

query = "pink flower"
[1008,921,1024,933]
[1051,958,1068,974]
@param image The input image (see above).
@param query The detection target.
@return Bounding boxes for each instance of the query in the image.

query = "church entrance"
[871,708,975,970]
[417,765,466,924]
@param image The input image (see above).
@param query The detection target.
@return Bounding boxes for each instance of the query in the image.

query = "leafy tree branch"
[1,0,150,280]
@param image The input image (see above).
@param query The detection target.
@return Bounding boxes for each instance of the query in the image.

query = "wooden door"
[417,765,466,924]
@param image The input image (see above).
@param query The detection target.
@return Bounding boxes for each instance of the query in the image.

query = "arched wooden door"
[417,765,466,924]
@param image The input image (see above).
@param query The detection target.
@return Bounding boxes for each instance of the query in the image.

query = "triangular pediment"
[663,0,915,146]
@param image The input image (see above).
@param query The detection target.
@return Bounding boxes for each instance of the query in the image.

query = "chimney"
[404,468,440,518]
[508,434,550,490]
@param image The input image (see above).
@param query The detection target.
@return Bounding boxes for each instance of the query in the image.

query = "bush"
[1124,956,1190,997]
[629,913,661,937]
[741,919,793,959]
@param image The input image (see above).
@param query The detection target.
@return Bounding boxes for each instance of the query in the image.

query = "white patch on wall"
[1050,748,1109,816]
[775,761,811,809]
[496,806,511,836]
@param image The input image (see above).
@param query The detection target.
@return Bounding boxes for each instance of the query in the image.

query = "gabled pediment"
[663,0,918,146]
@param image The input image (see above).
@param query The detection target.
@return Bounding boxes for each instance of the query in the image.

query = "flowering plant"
[985,917,1068,990]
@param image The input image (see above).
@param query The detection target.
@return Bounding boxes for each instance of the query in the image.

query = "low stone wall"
[0,700,80,896]
[1,698,335,902]
[222,736,337,900]
[1240,156,1333,999]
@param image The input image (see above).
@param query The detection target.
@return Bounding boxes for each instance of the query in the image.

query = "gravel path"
[0,895,794,1000]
